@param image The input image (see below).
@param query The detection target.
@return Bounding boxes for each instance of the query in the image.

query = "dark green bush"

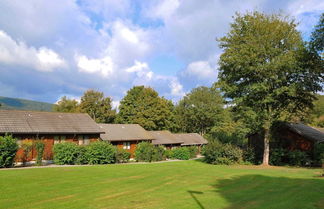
[75,146,88,165]
[243,147,256,164]
[152,145,165,161]
[202,140,243,165]
[270,148,287,166]
[35,140,45,166]
[171,147,190,160]
[188,146,198,158]
[287,150,310,166]
[164,149,173,159]
[314,143,324,166]
[86,142,116,164]
[53,142,80,165]
[0,135,18,168]
[116,148,131,163]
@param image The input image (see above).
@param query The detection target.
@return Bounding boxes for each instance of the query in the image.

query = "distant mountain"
[0,96,54,112]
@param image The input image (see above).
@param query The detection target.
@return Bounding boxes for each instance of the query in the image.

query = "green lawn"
[0,160,323,209]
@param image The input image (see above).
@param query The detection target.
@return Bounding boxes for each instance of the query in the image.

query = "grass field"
[0,160,323,209]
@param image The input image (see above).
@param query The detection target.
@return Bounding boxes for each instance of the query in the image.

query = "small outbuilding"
[174,133,208,152]
[149,130,183,149]
[99,124,155,157]
[0,110,102,162]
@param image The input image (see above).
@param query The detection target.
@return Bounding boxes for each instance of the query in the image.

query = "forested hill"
[0,96,54,112]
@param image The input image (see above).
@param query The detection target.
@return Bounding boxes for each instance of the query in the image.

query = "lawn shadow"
[188,190,205,209]
[213,174,324,209]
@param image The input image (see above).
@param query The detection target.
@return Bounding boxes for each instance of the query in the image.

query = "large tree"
[218,12,323,165]
[53,96,79,113]
[309,13,324,57]
[175,86,225,135]
[115,86,177,131]
[79,90,116,123]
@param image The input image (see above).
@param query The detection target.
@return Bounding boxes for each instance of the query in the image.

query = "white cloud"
[169,78,185,97]
[76,55,114,77]
[0,30,66,72]
[181,61,217,80]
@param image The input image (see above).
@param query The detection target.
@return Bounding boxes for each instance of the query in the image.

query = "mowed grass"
[0,160,323,209]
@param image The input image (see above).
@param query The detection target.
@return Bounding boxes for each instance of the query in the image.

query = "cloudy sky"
[0,0,323,107]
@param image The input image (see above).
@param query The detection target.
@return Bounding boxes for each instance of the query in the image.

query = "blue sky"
[0,0,323,108]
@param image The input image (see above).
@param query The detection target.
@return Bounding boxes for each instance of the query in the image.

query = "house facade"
[99,124,155,157]
[0,110,102,162]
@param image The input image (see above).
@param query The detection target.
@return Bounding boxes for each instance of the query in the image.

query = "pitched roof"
[286,123,324,143]
[174,133,208,146]
[0,110,102,134]
[149,131,183,145]
[99,124,154,141]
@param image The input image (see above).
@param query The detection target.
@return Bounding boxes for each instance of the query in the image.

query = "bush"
[164,149,173,159]
[53,142,80,165]
[243,147,256,164]
[314,143,324,166]
[171,147,190,160]
[152,145,165,161]
[86,142,116,164]
[35,140,45,166]
[270,148,286,166]
[21,141,33,165]
[287,150,311,166]
[75,146,88,165]
[0,135,18,168]
[202,140,243,165]
[188,146,198,158]
[116,148,131,163]
[135,142,166,162]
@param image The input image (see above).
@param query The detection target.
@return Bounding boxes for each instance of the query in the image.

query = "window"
[123,142,131,150]
[54,136,66,144]
[84,136,90,145]
[78,136,83,145]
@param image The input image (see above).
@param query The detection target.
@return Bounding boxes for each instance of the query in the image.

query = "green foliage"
[115,148,131,163]
[218,12,323,164]
[175,86,225,134]
[0,96,53,111]
[116,86,177,131]
[164,149,173,159]
[53,142,80,165]
[243,147,256,164]
[188,146,198,158]
[270,148,287,166]
[135,142,165,162]
[306,95,324,127]
[287,150,310,166]
[86,142,116,164]
[35,140,45,166]
[152,145,165,161]
[0,135,18,168]
[314,143,324,166]
[171,147,190,160]
[202,140,243,165]
[79,90,116,123]
[53,96,79,113]
[21,141,33,165]
[75,146,88,165]
[309,13,324,56]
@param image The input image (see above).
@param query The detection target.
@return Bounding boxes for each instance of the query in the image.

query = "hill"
[0,96,54,112]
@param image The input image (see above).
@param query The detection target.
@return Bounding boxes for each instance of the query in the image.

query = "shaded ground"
[0,160,323,209]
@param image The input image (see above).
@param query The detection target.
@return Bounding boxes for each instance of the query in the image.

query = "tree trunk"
[262,128,270,166]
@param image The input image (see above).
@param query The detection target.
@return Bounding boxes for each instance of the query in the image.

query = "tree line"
[54,11,323,166]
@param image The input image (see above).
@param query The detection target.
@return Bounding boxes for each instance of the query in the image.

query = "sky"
[0,0,323,108]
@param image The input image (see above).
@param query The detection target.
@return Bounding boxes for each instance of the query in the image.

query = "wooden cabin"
[0,110,103,162]
[98,124,155,157]
[149,130,183,149]
[174,133,208,153]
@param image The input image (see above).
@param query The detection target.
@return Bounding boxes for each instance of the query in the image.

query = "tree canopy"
[115,86,177,131]
[53,96,79,113]
[175,86,225,135]
[217,12,323,165]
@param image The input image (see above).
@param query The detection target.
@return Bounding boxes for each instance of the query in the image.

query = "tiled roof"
[286,123,324,143]
[149,130,183,145]
[99,124,154,141]
[0,110,102,134]
[174,133,208,146]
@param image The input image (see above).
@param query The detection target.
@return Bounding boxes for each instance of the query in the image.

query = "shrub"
[314,143,324,166]
[53,142,80,165]
[152,145,165,161]
[35,140,45,166]
[270,148,287,166]
[21,141,33,165]
[135,142,154,162]
[0,135,18,168]
[116,148,131,163]
[75,146,88,165]
[164,149,173,159]
[171,147,190,160]
[188,146,198,159]
[86,142,116,164]
[202,140,243,165]
[243,147,256,164]
[287,150,311,166]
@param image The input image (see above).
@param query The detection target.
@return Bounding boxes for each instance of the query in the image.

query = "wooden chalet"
[174,133,208,152]
[99,124,155,157]
[149,130,183,149]
[0,110,103,162]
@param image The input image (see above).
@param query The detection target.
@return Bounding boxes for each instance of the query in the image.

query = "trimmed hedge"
[135,142,165,162]
[202,140,243,165]
[53,142,80,165]
[86,142,116,164]
[171,147,190,160]
[0,135,18,168]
